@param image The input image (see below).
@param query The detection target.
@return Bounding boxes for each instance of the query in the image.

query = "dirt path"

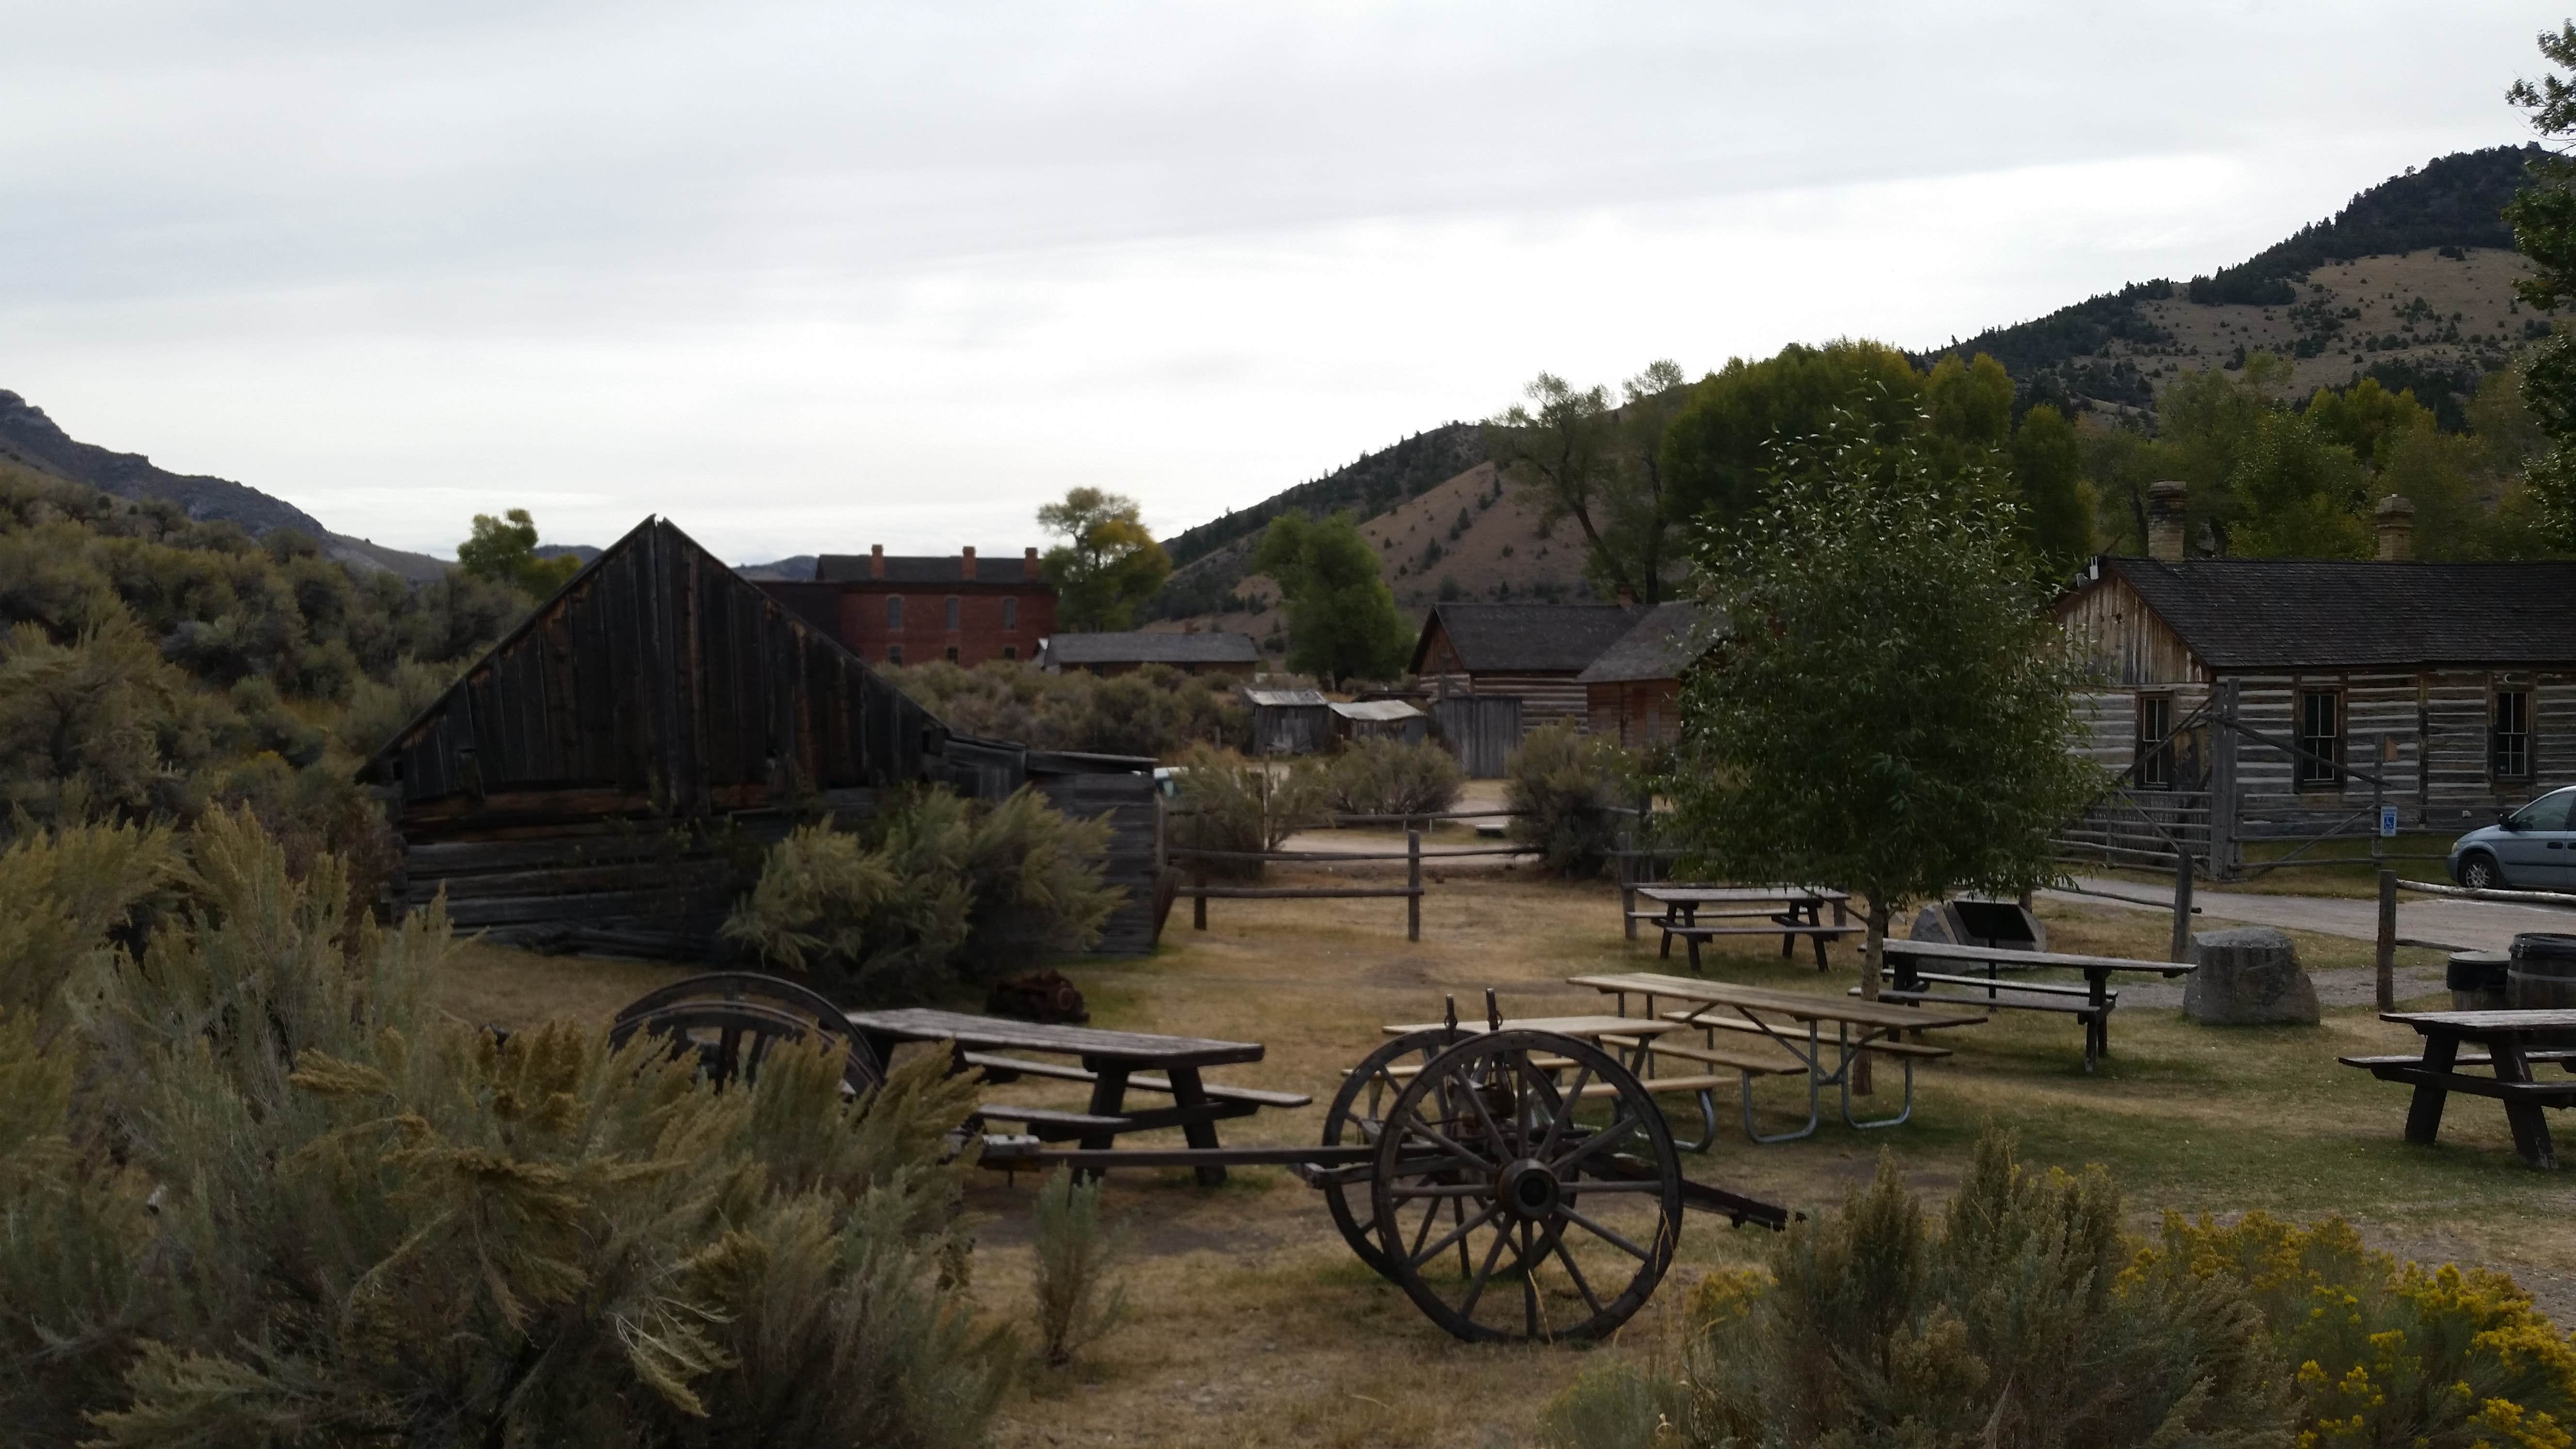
[2049,874,2576,954]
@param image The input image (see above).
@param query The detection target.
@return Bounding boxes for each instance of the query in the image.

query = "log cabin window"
[2493,688,2533,781]
[2296,688,2343,787]
[945,596,961,630]
[1002,597,1018,631]
[886,596,903,629]
[2134,694,2174,789]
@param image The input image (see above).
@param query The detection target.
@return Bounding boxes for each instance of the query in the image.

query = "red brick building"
[757,546,1056,666]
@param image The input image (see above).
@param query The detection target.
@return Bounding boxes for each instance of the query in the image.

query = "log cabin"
[359,517,1159,958]
[2053,484,2576,871]
[1409,602,1639,734]
[1577,600,1722,749]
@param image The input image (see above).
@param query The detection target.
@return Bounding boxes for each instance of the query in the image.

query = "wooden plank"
[845,1008,1265,1068]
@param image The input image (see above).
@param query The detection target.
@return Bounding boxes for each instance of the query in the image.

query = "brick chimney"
[961,546,977,580]
[1023,546,1039,580]
[2146,481,2188,563]
[2375,494,2415,561]
[869,544,885,580]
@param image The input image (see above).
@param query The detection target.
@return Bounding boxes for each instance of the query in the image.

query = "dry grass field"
[438,854,2576,1449]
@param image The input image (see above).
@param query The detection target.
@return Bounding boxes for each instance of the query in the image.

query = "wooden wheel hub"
[1498,1159,1562,1220]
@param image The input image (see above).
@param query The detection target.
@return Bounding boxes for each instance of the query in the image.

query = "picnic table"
[844,1008,1309,1185]
[1879,937,2194,1073]
[1569,972,1984,1143]
[2341,1010,2576,1169]
[1635,885,1854,972]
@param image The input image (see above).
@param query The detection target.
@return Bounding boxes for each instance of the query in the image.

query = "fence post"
[1192,859,1208,931]
[2209,680,2239,880]
[2376,870,2398,1012]
[1618,828,1638,941]
[1407,827,1422,943]
[2169,849,2195,964]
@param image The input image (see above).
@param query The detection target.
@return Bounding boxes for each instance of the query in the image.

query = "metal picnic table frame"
[1570,972,1985,1142]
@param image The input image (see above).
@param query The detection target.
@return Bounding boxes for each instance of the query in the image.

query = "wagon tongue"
[1596,1152,1793,1231]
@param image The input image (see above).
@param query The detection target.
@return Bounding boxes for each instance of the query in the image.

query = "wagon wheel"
[611,971,883,1092]
[608,999,883,1098]
[1368,1030,1684,1343]
[1321,1028,1469,1279]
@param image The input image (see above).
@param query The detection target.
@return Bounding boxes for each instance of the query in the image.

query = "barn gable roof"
[361,516,946,815]
[1576,600,1725,684]
[1409,603,1638,675]
[2080,556,2576,670]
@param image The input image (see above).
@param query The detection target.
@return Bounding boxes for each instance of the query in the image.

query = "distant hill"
[1922,145,2547,419]
[0,389,451,581]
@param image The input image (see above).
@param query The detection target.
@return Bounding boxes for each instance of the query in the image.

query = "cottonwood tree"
[1487,361,1692,604]
[1038,488,1173,631]
[1659,406,2101,1086]
[1249,509,1409,684]
[2508,20,2576,547]
[456,507,583,596]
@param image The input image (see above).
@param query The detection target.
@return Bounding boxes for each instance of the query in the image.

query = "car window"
[2514,788,2576,832]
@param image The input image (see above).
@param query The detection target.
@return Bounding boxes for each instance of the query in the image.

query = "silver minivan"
[2448,785,2576,890]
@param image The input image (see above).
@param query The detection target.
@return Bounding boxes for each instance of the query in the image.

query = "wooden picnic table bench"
[1372,1015,1747,1150]
[1877,938,2191,1073]
[2344,1010,2576,1169]
[1635,885,1854,972]
[845,1008,1282,1184]
[1570,972,1983,1143]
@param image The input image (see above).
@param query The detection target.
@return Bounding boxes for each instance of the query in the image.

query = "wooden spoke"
[1321,1029,1462,1281]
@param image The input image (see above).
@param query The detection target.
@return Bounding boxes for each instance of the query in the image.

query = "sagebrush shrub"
[1321,736,1461,819]
[0,807,1012,1448]
[884,659,1249,758]
[1165,743,1326,882]
[1505,723,1633,877]
[1031,1166,1130,1369]
[725,784,1118,1000]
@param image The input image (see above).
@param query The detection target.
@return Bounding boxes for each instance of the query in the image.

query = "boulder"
[2184,927,2319,1026]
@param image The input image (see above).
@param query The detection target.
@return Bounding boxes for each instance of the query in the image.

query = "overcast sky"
[0,3,2553,563]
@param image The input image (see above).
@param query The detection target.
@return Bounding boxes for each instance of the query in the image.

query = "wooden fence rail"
[1170,825,1542,941]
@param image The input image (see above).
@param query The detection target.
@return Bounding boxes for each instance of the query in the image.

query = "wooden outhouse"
[2053,535,2576,872]
[1243,687,1331,756]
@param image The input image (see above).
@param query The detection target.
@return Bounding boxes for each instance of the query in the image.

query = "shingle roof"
[2089,557,2576,669]
[1042,630,1259,666]
[815,551,1042,584]
[1410,603,1638,674]
[1576,600,1726,684]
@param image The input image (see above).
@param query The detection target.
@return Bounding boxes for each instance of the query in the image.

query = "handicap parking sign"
[2379,805,2399,837]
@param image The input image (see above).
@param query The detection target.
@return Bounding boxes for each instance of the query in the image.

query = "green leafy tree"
[2509,21,2576,547]
[1248,510,1409,685]
[455,507,583,596]
[1658,340,1928,527]
[1660,406,2100,1083]
[2228,410,2373,559]
[1037,488,1172,632]
[1486,361,1693,603]
[2009,403,2094,575]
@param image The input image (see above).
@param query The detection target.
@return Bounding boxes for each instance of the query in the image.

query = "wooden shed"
[1243,686,1331,756]
[1410,603,1638,733]
[360,517,1159,957]
[2054,547,2576,873]
[1577,600,1722,749]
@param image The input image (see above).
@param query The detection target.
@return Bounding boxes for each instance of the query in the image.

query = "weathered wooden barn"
[360,517,1159,958]
[1577,600,1721,749]
[1243,687,1331,756]
[2054,510,2576,873]
[1410,603,1638,732]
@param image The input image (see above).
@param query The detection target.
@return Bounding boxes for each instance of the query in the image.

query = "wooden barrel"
[2449,950,2511,1011]
[2507,935,2576,1043]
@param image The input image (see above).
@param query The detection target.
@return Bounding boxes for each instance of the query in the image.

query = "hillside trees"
[1486,360,1691,604]
[1249,509,1410,684]
[1038,488,1173,631]
[1661,407,2099,1081]
[2508,19,2576,547]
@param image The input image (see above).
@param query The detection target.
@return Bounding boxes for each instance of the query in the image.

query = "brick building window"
[1002,597,1018,631]
[887,644,903,664]
[2494,689,2533,780]
[1002,645,1016,661]
[886,596,903,629]
[2296,688,2342,787]
[945,596,961,630]
[2134,694,2173,789]
[945,645,959,663]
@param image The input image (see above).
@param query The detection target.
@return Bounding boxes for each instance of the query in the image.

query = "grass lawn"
[438,859,2576,1449]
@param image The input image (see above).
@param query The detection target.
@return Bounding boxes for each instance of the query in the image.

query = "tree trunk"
[1855,900,1889,1096]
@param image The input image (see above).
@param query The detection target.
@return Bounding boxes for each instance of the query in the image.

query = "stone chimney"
[2146,481,2189,563]
[2375,494,2415,561]
[961,546,977,580]
[869,544,885,580]
[1023,546,1040,579]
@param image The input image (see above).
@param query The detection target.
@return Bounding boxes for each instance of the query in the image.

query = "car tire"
[2460,853,2506,891]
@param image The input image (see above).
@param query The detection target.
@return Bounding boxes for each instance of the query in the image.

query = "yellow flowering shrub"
[2138,1212,2576,1449]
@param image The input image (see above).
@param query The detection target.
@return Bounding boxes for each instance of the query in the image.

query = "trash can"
[2507,934,2576,1044]
[2447,950,2510,1011]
